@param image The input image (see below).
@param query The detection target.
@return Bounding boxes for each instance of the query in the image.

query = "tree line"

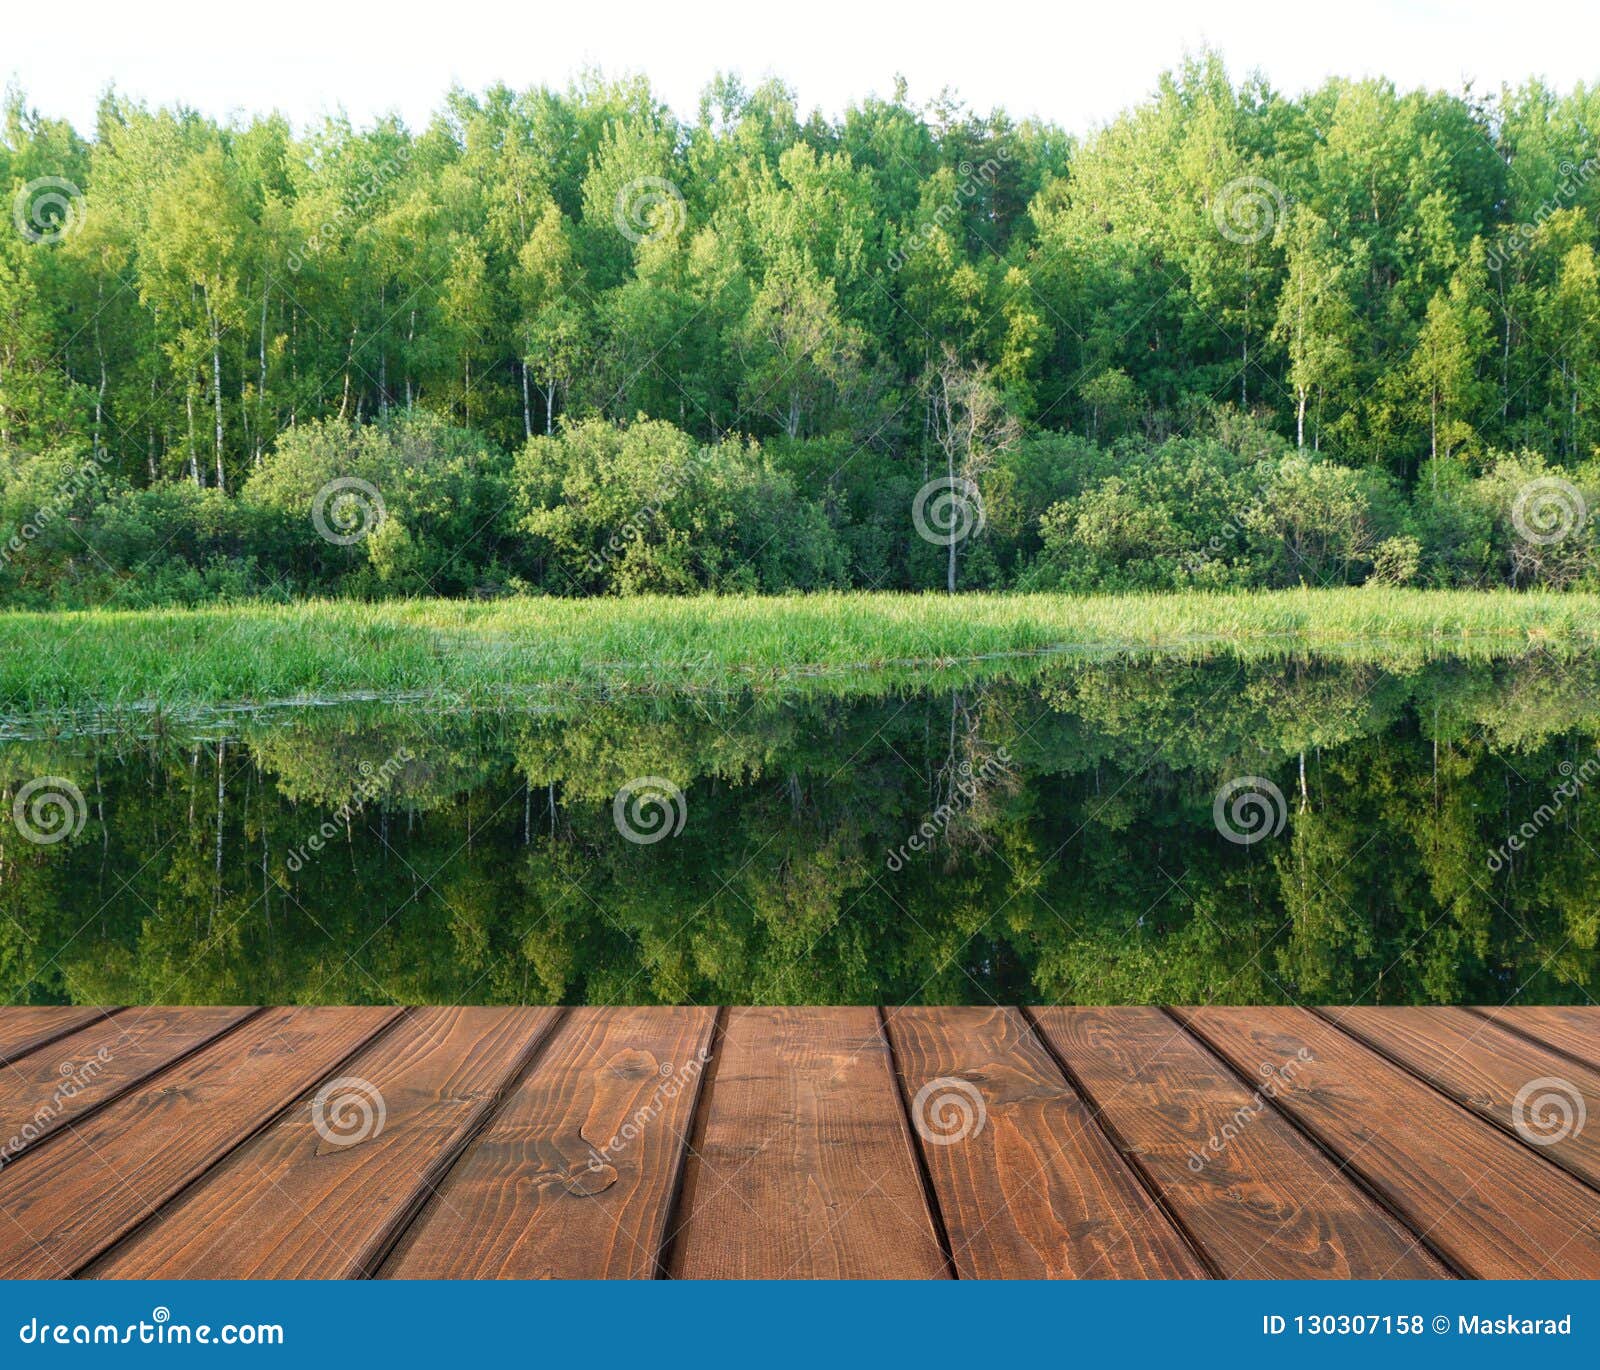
[2,54,1599,603]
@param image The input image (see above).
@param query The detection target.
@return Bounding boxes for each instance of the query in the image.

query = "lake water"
[2,651,1597,1006]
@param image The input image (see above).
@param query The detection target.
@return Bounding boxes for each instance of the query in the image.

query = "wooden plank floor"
[0,1005,1595,1280]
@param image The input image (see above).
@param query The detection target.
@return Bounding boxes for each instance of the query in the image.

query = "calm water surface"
[2,652,1598,1005]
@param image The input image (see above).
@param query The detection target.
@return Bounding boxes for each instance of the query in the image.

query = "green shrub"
[243,411,513,596]
[514,416,846,593]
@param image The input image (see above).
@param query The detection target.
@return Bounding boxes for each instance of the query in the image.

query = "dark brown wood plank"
[1033,1007,1449,1279]
[87,1007,559,1279]
[0,1006,254,1167]
[1332,1007,1600,1191]
[1183,1006,1600,1279]
[382,1006,713,1280]
[669,1007,949,1280]
[884,1006,1206,1279]
[1476,1007,1600,1070]
[0,1006,397,1277]
[0,1008,117,1065]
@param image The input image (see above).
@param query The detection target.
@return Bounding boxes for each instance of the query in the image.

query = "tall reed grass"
[0,588,1595,717]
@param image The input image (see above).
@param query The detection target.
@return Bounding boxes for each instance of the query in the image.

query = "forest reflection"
[2,650,1598,1006]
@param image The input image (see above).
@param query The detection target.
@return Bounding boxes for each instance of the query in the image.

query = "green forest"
[3,53,1600,606]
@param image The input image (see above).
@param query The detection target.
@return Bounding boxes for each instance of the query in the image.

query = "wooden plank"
[1475,1007,1600,1071]
[1332,1007,1600,1191]
[87,1007,559,1279]
[884,1007,1207,1279]
[668,1007,948,1280]
[1183,1007,1600,1279]
[1032,1007,1449,1279]
[0,1006,397,1277]
[382,1006,712,1280]
[0,1007,254,1167]
[0,1008,117,1065]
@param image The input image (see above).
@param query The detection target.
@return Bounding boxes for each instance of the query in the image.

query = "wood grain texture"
[0,1006,397,1277]
[1033,1007,1448,1279]
[669,1007,949,1280]
[87,1007,559,1279]
[383,1006,713,1280]
[1475,1007,1600,1070]
[0,1006,254,1167]
[1183,1006,1600,1279]
[0,1008,118,1065]
[1,1006,1595,1282]
[884,1006,1206,1279]
[1331,1006,1600,1190]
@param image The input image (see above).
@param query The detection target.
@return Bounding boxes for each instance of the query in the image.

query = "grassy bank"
[0,589,1597,717]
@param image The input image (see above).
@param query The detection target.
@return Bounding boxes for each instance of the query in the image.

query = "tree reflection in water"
[2,651,1597,1006]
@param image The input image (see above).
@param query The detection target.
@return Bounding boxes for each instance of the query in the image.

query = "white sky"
[5,0,1598,136]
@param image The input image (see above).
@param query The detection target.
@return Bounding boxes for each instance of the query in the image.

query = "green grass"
[1,588,1597,719]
